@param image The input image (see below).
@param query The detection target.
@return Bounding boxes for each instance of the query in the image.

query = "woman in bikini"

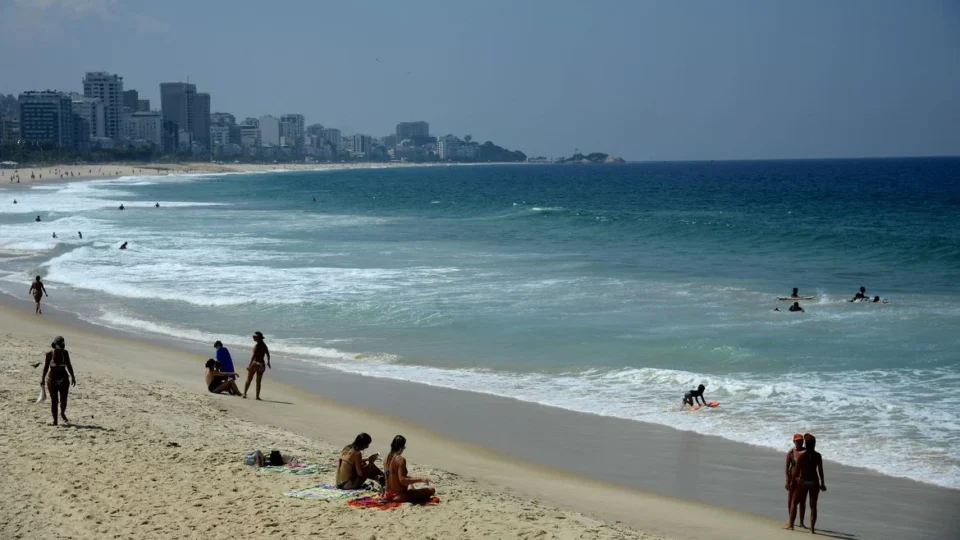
[786,433,826,533]
[336,433,384,490]
[242,331,271,400]
[40,336,76,426]
[204,359,240,395]
[384,435,435,503]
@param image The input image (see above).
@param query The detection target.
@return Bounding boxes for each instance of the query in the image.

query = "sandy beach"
[0,161,457,186]
[0,296,817,540]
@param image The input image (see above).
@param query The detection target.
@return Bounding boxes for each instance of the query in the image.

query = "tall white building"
[353,134,372,155]
[70,94,105,139]
[437,135,462,160]
[125,110,163,147]
[210,124,231,149]
[239,124,260,148]
[280,114,305,148]
[82,72,124,140]
[321,128,341,153]
[258,115,280,147]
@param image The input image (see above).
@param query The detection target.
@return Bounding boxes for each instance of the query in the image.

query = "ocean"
[1,159,958,489]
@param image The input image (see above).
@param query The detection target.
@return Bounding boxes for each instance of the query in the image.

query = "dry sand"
[0,301,799,540]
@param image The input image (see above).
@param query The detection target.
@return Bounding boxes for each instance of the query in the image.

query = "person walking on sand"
[784,434,807,529]
[40,336,76,426]
[786,434,826,533]
[242,331,271,400]
[384,435,436,503]
[29,275,48,314]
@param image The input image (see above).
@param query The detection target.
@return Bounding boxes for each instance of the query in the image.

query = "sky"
[1,0,958,161]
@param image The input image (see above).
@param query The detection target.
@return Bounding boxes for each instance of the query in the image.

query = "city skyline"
[1,1,959,160]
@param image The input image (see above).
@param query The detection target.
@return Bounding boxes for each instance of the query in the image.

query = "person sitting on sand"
[40,336,76,426]
[242,331,271,400]
[850,286,867,302]
[789,301,804,312]
[214,340,237,380]
[787,434,826,533]
[337,433,384,489]
[204,359,240,395]
[384,435,436,503]
[681,384,707,408]
[29,275,48,315]
[784,434,807,529]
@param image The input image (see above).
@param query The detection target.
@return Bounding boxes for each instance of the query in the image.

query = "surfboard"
[690,401,719,411]
[778,296,815,301]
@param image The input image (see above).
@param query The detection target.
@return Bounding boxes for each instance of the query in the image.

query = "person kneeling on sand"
[204,359,240,395]
[337,433,384,489]
[385,435,435,503]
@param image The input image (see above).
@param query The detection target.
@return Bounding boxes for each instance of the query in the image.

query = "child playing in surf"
[681,384,707,409]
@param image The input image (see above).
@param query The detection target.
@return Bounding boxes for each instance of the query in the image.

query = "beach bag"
[36,385,47,403]
[268,450,284,466]
[244,449,264,467]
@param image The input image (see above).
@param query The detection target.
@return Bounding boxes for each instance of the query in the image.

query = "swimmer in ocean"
[119,241,128,250]
[78,231,82,239]
[155,203,160,208]
[789,301,804,312]
[681,384,707,409]
[118,204,125,210]
[791,287,800,298]
[35,215,41,222]
[849,286,867,302]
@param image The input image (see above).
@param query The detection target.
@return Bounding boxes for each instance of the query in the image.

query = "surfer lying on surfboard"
[681,384,707,409]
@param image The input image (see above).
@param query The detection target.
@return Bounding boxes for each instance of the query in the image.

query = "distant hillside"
[477,141,526,162]
[559,152,625,164]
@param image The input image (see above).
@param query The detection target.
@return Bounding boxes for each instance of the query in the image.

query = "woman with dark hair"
[384,435,435,503]
[29,275,48,315]
[242,331,271,400]
[40,336,76,426]
[337,433,384,490]
[204,359,240,395]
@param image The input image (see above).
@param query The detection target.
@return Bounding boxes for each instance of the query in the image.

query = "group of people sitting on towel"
[335,432,436,502]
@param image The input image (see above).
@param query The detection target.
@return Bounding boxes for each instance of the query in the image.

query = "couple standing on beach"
[784,433,826,534]
[206,332,271,399]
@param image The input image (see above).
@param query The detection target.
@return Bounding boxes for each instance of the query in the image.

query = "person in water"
[789,301,805,312]
[29,275,48,314]
[850,286,867,302]
[52,232,57,239]
[784,434,807,529]
[119,242,128,250]
[40,336,76,426]
[791,287,800,298]
[78,231,82,239]
[204,359,241,395]
[681,384,707,408]
[214,340,237,380]
[35,215,41,222]
[118,204,125,210]
[242,331,271,400]
[336,433,384,490]
[787,434,826,533]
[155,203,160,208]
[384,435,436,503]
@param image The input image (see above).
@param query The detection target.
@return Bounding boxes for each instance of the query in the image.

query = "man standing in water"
[787,434,826,533]
[29,276,48,315]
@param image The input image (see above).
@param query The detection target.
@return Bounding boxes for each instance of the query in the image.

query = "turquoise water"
[1,159,958,488]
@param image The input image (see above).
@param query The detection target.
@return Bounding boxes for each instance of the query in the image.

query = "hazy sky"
[1,0,958,160]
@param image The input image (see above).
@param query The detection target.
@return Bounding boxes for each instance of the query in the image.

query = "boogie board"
[778,296,814,301]
[691,401,720,411]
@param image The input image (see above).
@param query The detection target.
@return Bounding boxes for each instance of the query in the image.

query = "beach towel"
[283,483,374,501]
[347,495,440,510]
[258,463,332,476]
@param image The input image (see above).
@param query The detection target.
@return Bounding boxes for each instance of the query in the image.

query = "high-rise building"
[306,123,324,137]
[18,91,74,148]
[210,124,232,149]
[437,135,462,160]
[396,121,429,140]
[193,93,211,149]
[123,89,139,111]
[162,120,179,153]
[258,115,280,147]
[0,117,19,146]
[125,110,163,147]
[239,123,260,148]
[70,94,106,140]
[353,134,372,155]
[160,82,195,144]
[280,114,305,148]
[83,72,123,140]
[211,112,236,126]
[321,128,341,153]
[381,134,398,149]
[136,99,150,112]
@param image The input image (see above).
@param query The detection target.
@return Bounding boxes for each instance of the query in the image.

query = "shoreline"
[1,293,958,539]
